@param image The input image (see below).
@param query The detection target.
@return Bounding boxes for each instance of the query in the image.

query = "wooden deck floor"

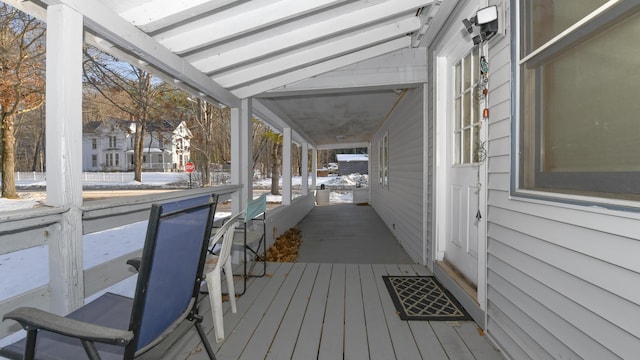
[162,262,504,360]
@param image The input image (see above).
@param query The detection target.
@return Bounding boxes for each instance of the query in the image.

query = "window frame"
[383,132,389,189]
[511,0,640,210]
[453,46,483,166]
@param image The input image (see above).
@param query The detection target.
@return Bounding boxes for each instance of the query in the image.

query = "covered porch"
[7,0,635,359]
[1,1,477,357]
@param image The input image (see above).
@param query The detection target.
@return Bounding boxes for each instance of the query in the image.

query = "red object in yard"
[185,162,195,173]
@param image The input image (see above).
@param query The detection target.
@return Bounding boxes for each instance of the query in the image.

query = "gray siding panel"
[371,87,424,264]
[483,1,640,358]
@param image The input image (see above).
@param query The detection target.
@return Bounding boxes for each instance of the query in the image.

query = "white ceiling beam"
[317,142,370,150]
[189,0,432,74]
[261,69,427,97]
[119,0,244,32]
[412,0,441,47]
[84,35,224,107]
[231,37,412,99]
[40,0,240,108]
[262,48,427,97]
[155,0,349,54]
[215,17,420,89]
[418,0,457,47]
[2,0,47,19]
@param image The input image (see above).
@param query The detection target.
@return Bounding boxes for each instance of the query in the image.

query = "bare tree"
[14,106,45,171]
[188,97,231,186]
[0,4,46,198]
[251,119,269,176]
[264,130,283,195]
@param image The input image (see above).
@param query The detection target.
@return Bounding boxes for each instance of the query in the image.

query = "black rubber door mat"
[382,276,471,321]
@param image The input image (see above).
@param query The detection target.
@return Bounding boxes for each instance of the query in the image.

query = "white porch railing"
[7,172,232,186]
[0,186,316,343]
[0,185,241,341]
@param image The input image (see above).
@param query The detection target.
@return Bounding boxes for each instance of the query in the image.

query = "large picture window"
[517,0,640,203]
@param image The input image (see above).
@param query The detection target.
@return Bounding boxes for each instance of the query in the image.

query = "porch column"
[282,127,292,205]
[301,142,309,196]
[231,98,252,213]
[311,148,317,190]
[45,4,84,313]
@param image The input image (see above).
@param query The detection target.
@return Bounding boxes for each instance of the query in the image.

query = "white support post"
[312,148,318,190]
[231,98,252,213]
[241,98,253,203]
[45,4,84,314]
[282,128,292,205]
[301,143,309,196]
[231,107,242,214]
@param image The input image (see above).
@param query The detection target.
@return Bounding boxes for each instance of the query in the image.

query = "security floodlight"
[476,6,497,25]
[463,5,499,43]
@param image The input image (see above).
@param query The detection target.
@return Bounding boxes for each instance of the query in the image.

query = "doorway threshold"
[434,261,484,328]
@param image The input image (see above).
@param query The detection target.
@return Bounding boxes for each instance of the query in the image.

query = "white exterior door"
[445,46,483,286]
[434,2,488,304]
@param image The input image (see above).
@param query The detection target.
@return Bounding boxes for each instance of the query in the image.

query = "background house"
[82,118,192,172]
[336,154,368,176]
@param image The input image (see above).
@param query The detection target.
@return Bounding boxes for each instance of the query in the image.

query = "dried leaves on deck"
[263,228,301,262]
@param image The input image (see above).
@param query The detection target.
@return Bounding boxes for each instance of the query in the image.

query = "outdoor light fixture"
[462,5,499,44]
[462,18,474,34]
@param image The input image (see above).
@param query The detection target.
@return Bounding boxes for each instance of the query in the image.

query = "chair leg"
[207,269,226,343]
[223,260,237,313]
[24,329,37,360]
[80,340,102,360]
[245,238,267,278]
[194,320,217,360]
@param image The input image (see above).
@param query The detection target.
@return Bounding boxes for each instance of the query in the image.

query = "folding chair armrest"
[3,307,134,346]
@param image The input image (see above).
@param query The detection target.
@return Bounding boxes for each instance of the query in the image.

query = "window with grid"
[454,46,482,165]
[517,1,640,203]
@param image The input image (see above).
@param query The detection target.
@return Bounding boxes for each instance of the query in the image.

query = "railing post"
[283,128,292,205]
[45,4,84,314]
[312,149,318,190]
[302,143,309,196]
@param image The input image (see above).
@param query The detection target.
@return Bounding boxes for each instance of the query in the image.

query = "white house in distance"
[82,118,192,172]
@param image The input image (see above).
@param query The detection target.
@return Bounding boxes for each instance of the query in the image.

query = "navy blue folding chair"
[1,194,219,360]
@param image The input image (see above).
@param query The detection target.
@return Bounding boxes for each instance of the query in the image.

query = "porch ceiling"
[12,0,457,149]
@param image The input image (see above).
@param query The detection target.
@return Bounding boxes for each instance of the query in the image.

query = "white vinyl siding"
[482,1,640,358]
[371,87,424,264]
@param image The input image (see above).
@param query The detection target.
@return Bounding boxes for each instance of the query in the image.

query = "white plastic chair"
[205,211,244,343]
